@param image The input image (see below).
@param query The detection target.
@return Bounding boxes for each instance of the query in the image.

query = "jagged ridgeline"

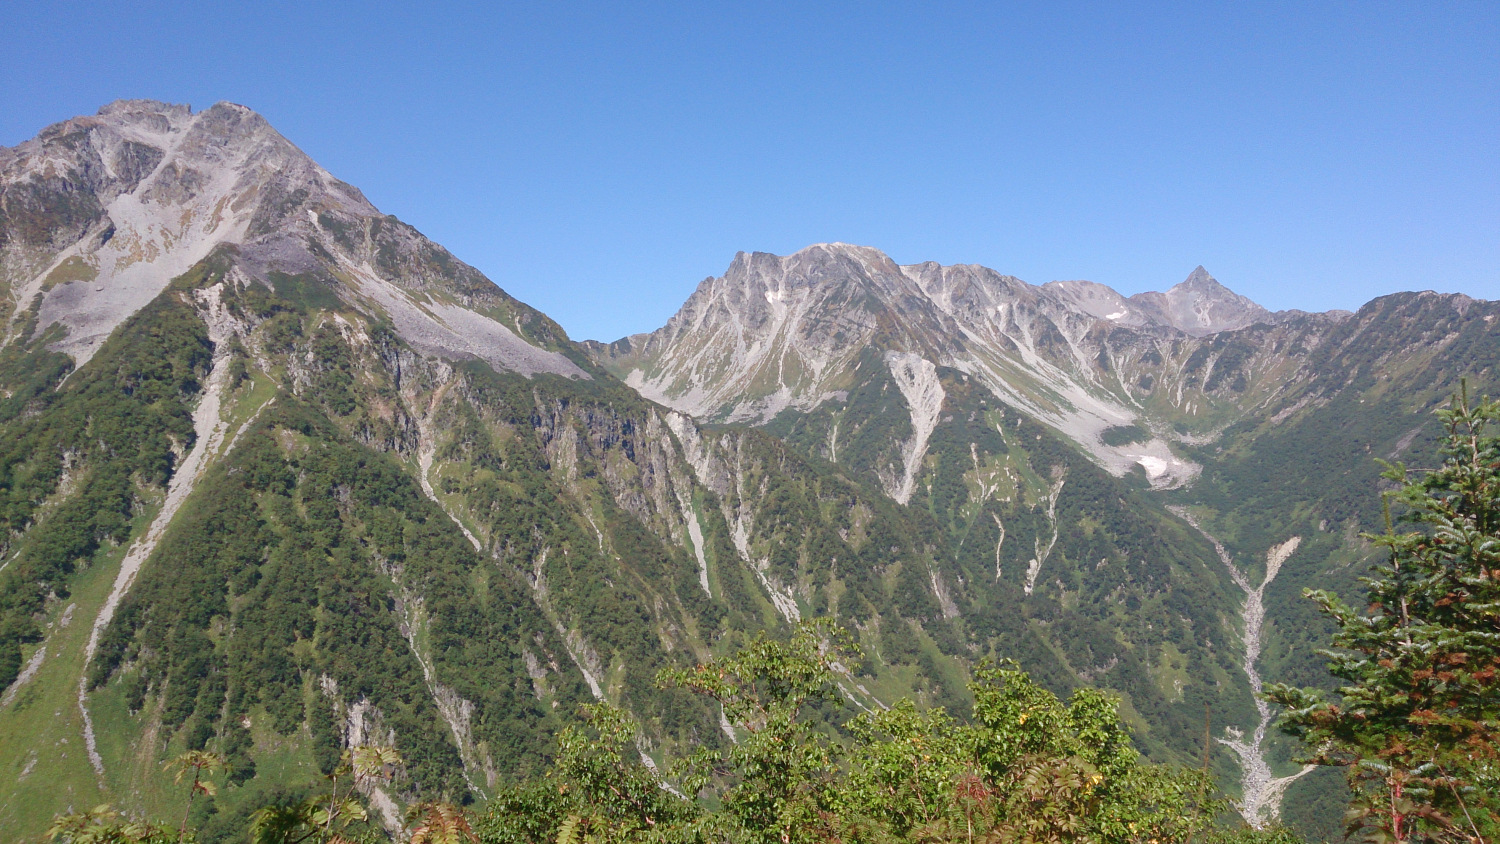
[593,243,1500,838]
[3,101,1499,842]
[0,100,1214,838]
[0,103,916,835]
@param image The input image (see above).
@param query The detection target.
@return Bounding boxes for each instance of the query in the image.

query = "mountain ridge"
[602,243,1313,354]
[589,242,1317,488]
[3,101,1498,842]
[13,102,1223,837]
[586,237,1497,837]
[2,99,587,380]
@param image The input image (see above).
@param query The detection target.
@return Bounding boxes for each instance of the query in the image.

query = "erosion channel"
[1168,506,1314,828]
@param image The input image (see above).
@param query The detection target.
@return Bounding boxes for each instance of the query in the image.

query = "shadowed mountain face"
[2,103,1496,841]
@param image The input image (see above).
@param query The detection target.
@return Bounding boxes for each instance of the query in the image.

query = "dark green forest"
[44,393,1499,844]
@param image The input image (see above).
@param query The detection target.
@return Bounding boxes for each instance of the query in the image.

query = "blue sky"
[4,1,1496,341]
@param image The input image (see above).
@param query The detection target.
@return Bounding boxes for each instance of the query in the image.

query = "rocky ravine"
[1171,507,1314,827]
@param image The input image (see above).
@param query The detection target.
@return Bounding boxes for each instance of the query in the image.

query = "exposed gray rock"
[1,100,583,379]
[1127,266,1277,336]
[596,243,1286,487]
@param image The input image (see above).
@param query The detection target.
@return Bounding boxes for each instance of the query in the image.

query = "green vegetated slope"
[0,267,218,829]
[1170,293,1500,839]
[4,247,1219,840]
[730,289,1500,841]
[763,352,1252,783]
[7,242,1491,843]
[6,104,1498,843]
[4,106,1112,837]
[0,254,599,836]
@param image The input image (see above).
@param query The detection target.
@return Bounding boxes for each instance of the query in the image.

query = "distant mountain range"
[590,242,1349,488]
[2,101,1495,841]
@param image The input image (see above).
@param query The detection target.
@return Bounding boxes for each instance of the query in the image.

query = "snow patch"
[1136,456,1168,478]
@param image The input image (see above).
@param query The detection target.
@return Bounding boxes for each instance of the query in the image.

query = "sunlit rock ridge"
[0,99,585,377]
[3,101,1498,841]
[593,243,1311,487]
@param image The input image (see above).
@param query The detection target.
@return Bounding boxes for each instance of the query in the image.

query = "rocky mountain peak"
[597,247,1334,489]
[719,242,904,295]
[1041,279,1134,323]
[789,241,898,266]
[3,100,368,360]
[1181,264,1215,286]
[1127,267,1273,336]
[2,100,585,379]
[97,98,192,118]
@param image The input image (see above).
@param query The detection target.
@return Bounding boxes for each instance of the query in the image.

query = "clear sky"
[4,1,1496,342]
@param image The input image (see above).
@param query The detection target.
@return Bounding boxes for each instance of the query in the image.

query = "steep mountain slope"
[5,101,1493,840]
[0,99,585,377]
[0,103,947,837]
[591,244,1500,834]
[592,244,1329,490]
[0,102,1266,841]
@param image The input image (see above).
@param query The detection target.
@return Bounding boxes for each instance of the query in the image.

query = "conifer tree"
[1268,388,1500,844]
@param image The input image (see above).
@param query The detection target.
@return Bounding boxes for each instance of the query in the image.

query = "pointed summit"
[3,99,373,361]
[1181,265,1215,286]
[1172,266,1248,301]
[1127,267,1272,336]
[2,100,585,378]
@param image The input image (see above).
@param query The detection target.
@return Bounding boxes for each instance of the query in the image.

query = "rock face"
[602,244,956,422]
[1132,266,1278,336]
[590,241,1500,834]
[1,99,585,378]
[3,103,1497,841]
[5,103,1259,837]
[592,244,1298,487]
[1045,266,1278,336]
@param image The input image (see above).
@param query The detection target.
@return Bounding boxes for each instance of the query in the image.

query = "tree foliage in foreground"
[46,623,1292,843]
[1268,388,1500,844]
[479,619,1285,844]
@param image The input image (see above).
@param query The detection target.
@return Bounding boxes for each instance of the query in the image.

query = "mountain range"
[2,100,1495,842]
